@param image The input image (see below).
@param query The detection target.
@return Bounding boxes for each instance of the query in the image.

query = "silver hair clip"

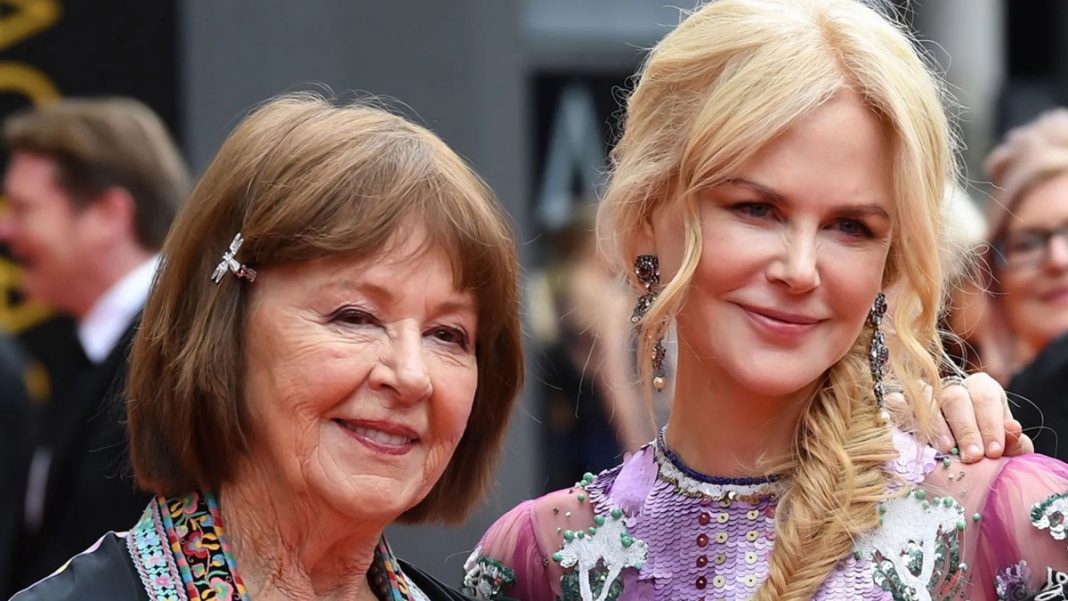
[211,233,256,284]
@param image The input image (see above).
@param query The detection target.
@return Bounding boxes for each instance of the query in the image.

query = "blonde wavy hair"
[597,0,956,598]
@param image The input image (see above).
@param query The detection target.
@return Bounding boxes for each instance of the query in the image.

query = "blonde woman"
[463,1,1068,599]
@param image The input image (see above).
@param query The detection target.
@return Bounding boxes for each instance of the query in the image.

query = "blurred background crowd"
[3,0,1068,594]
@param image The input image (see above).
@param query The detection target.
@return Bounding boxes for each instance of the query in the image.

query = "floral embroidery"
[159,492,246,600]
[461,548,517,600]
[1034,568,1068,601]
[560,563,624,601]
[128,500,186,601]
[1031,493,1068,545]
[126,492,427,601]
[551,504,646,601]
[995,561,1031,601]
[856,490,967,601]
[372,538,432,601]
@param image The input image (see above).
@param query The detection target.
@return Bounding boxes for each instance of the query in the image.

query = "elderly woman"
[465,1,1068,599]
[983,110,1068,381]
[13,95,522,601]
[981,109,1068,460]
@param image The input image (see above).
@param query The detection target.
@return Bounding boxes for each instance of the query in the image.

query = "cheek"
[824,252,886,328]
[1000,269,1035,300]
[246,335,371,437]
[433,364,477,438]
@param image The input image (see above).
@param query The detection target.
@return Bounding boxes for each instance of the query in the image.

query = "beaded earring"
[867,291,890,423]
[631,255,668,391]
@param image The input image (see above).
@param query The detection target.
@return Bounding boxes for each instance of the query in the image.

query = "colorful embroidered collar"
[126,491,425,601]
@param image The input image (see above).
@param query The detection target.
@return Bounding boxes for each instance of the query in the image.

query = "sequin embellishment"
[855,491,966,601]
[1031,492,1068,546]
[462,547,517,600]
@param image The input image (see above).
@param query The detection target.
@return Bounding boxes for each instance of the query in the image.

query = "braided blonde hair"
[597,1,955,598]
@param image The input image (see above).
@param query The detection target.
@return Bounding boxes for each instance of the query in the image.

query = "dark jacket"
[1009,331,1068,462]
[0,336,30,596]
[9,319,150,592]
[11,532,487,601]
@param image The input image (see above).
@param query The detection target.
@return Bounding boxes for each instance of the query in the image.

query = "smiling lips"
[1039,286,1068,304]
[738,303,824,337]
[335,419,419,455]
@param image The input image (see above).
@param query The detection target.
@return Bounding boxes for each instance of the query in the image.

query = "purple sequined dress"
[462,429,1068,601]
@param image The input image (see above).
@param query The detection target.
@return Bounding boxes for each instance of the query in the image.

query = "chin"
[728,357,829,398]
[317,473,427,522]
[746,376,822,399]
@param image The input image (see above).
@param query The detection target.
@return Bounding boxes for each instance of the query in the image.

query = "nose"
[766,229,820,293]
[370,324,432,404]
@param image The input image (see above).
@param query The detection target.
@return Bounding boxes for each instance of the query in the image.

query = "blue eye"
[734,202,773,219]
[835,218,873,238]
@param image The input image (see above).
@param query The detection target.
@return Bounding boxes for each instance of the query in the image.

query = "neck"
[70,245,154,320]
[665,351,817,478]
[220,459,383,601]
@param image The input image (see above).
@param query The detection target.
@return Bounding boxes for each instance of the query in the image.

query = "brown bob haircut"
[127,94,523,524]
[3,97,189,250]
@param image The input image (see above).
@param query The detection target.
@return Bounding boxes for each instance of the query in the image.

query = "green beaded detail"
[577,493,586,503]
[461,556,517,600]
[860,490,967,600]
[560,563,624,601]
[554,503,646,601]
[563,530,575,542]
[1030,491,1068,542]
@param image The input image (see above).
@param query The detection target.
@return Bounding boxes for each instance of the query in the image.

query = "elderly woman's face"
[652,92,894,397]
[241,233,478,522]
[1000,171,1068,356]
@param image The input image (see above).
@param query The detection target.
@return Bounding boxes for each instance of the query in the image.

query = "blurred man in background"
[0,97,188,593]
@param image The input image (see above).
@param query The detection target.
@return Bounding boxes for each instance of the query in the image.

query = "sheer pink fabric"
[473,491,594,601]
[925,452,1068,598]
[474,448,1068,600]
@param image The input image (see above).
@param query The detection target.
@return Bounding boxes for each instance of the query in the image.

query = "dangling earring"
[631,255,668,391]
[867,291,890,423]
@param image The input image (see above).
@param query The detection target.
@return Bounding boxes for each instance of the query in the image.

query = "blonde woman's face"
[654,92,894,399]
[240,231,478,525]
[1000,171,1068,357]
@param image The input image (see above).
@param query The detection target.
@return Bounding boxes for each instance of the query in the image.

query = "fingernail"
[965,444,982,459]
[938,436,955,450]
[987,441,1003,455]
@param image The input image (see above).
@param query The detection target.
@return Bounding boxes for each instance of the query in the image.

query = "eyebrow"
[723,177,892,220]
[322,279,477,314]
[1008,220,1068,235]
